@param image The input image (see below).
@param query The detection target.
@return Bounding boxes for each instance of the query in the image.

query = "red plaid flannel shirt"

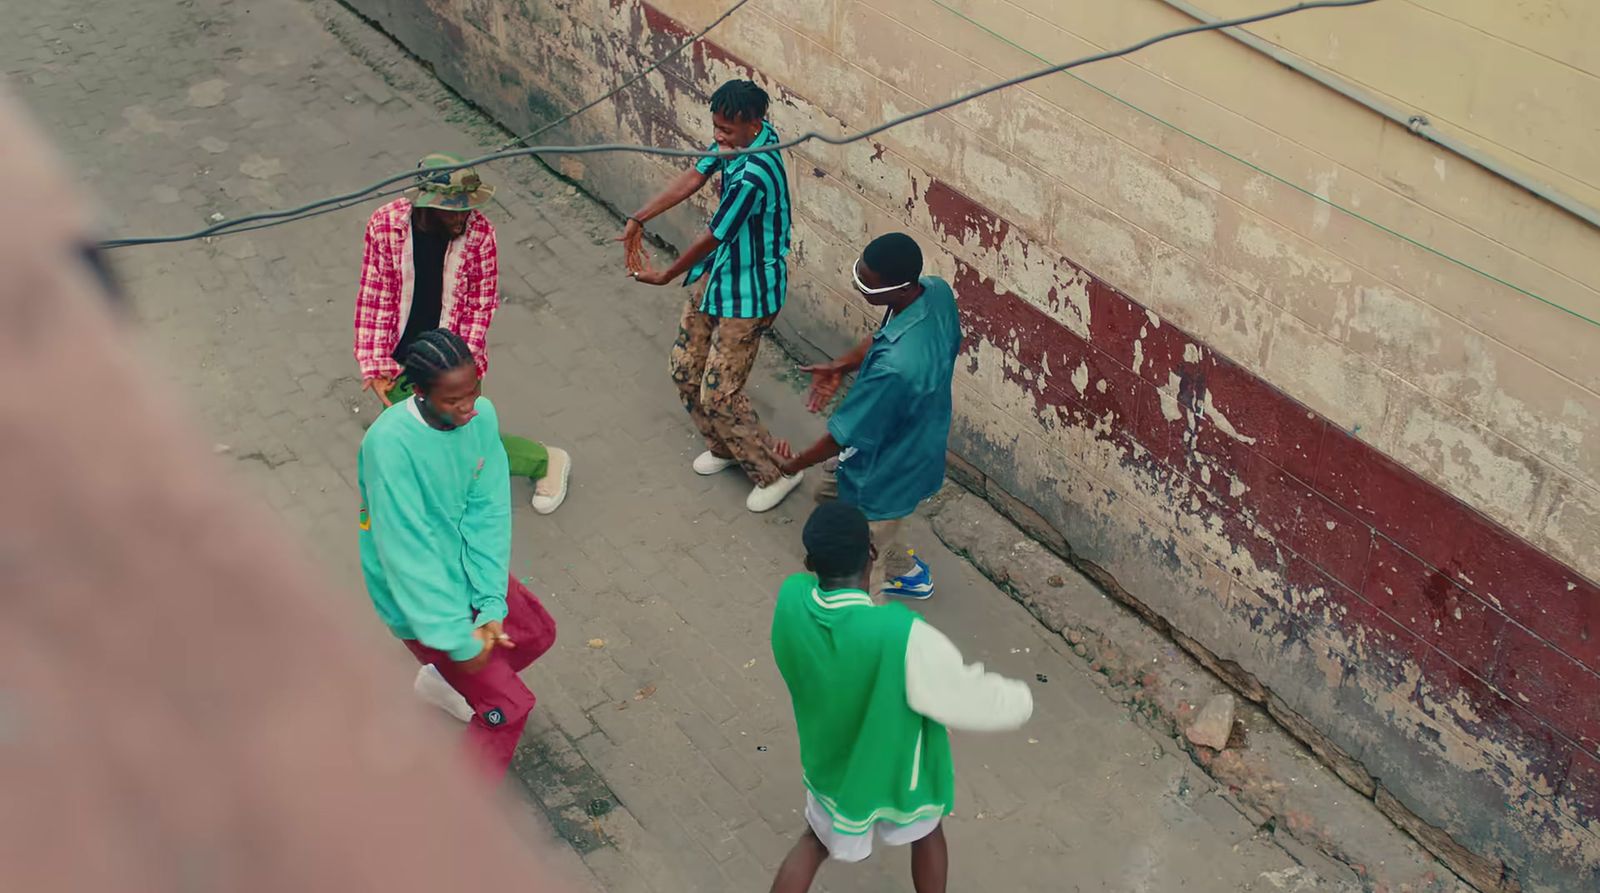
[354,198,499,381]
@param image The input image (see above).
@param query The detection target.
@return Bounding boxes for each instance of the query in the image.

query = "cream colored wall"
[655,0,1600,581]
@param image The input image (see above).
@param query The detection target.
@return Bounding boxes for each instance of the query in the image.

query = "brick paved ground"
[3,0,1360,889]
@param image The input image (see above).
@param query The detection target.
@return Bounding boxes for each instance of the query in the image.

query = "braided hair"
[399,328,475,394]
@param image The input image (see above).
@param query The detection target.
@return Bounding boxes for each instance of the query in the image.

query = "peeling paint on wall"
[350,1,1600,885]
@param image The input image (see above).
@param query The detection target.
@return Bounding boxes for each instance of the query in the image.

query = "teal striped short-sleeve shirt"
[684,121,792,319]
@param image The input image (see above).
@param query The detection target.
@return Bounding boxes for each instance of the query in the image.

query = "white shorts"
[804,793,941,864]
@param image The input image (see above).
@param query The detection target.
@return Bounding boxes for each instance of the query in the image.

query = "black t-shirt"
[394,223,451,360]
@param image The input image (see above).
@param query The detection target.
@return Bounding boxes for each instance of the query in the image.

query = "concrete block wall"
[344,0,1600,886]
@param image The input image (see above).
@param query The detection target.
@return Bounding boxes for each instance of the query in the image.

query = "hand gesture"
[458,620,515,674]
[362,376,395,407]
[617,218,651,275]
[800,362,844,413]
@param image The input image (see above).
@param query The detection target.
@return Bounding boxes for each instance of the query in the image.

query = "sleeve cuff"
[826,414,852,447]
[473,595,508,625]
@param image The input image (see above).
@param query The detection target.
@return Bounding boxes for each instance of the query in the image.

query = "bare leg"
[910,824,948,893]
[769,828,828,893]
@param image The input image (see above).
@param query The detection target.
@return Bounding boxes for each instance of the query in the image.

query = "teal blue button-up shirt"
[684,121,792,319]
[827,276,963,521]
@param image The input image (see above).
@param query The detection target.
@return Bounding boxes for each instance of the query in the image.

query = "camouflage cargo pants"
[669,295,782,486]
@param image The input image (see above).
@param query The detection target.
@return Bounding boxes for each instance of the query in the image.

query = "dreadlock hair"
[399,328,475,394]
[709,79,769,123]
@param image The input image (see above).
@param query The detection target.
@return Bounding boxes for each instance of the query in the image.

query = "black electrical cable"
[100,0,1375,249]
[495,0,757,151]
[100,0,759,250]
[193,184,415,240]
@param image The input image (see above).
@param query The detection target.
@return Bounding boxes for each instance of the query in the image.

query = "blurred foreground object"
[0,89,569,892]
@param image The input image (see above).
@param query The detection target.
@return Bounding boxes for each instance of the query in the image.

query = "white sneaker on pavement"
[413,664,473,723]
[693,450,739,476]
[531,447,571,515]
[747,470,804,513]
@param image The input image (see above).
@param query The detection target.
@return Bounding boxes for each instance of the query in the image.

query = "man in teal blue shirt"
[779,234,963,599]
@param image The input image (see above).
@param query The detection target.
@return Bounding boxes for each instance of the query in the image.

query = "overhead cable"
[98,0,1376,249]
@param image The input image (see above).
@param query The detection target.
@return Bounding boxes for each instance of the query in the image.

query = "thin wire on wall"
[921,0,1599,328]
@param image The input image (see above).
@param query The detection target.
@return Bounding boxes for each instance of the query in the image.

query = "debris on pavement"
[1186,693,1237,751]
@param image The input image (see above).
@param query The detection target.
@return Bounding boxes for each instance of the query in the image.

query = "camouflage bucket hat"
[409,151,496,211]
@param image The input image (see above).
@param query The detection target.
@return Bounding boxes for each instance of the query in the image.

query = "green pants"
[387,374,548,480]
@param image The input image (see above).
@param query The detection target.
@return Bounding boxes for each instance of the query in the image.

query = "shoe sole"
[885,586,934,600]
[532,453,571,515]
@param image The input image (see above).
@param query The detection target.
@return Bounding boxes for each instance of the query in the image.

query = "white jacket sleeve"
[904,619,1034,732]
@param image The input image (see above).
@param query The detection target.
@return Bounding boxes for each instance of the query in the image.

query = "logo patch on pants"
[482,707,506,727]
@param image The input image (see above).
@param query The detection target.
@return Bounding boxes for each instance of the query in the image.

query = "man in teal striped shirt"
[623,79,802,513]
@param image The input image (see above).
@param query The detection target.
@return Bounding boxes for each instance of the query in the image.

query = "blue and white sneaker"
[883,551,934,600]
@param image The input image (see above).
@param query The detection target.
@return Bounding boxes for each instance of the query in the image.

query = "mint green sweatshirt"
[357,396,511,660]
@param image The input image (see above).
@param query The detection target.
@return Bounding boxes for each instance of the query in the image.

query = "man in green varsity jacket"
[768,501,1034,891]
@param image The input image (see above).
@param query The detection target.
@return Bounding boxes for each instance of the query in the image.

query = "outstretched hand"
[800,362,844,413]
[618,218,655,276]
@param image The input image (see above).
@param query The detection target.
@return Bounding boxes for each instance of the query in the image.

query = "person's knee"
[670,364,702,406]
[699,380,731,415]
[668,354,697,388]
[911,822,946,852]
[673,379,699,409]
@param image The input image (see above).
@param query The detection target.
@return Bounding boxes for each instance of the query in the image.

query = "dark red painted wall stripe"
[927,175,1600,800]
[619,6,1600,822]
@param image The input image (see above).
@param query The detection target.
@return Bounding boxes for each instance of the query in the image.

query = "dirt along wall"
[339,0,1600,887]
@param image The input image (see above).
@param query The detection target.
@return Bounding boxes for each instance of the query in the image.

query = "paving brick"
[7,0,1395,887]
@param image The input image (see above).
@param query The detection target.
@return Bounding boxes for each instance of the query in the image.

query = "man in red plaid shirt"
[354,152,571,514]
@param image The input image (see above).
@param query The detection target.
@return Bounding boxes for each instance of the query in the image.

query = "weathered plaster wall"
[342,0,1600,886]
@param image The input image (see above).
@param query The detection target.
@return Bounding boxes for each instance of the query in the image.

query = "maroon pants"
[405,577,557,782]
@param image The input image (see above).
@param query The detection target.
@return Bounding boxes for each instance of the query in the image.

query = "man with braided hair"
[357,328,557,781]
[355,151,571,514]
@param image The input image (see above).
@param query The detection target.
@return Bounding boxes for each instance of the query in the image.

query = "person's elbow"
[679,169,709,196]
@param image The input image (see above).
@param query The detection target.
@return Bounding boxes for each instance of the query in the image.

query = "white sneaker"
[693,450,738,476]
[413,664,473,723]
[747,471,804,513]
[531,447,571,515]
